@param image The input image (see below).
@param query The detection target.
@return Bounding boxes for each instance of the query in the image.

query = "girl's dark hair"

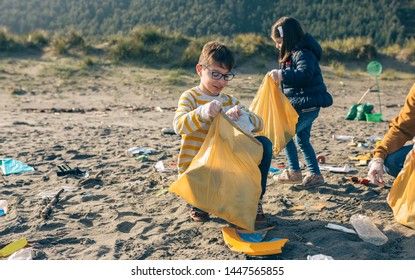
[271,16,304,63]
[198,41,235,70]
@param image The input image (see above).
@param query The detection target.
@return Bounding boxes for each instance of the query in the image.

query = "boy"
[173,41,272,224]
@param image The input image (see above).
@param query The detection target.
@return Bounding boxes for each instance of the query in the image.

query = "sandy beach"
[1,53,415,260]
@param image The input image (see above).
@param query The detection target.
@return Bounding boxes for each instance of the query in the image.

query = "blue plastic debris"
[0,158,35,175]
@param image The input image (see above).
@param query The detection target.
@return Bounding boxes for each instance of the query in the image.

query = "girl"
[269,16,333,189]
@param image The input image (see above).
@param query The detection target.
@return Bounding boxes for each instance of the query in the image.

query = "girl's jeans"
[384,144,413,177]
[191,135,273,212]
[284,108,321,175]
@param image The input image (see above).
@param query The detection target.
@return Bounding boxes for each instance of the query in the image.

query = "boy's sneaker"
[255,201,266,224]
[294,174,325,190]
[189,209,210,222]
[273,169,302,184]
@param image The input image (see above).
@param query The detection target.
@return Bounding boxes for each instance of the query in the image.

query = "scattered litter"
[135,155,148,162]
[155,188,169,197]
[0,200,8,216]
[276,163,285,169]
[289,202,326,212]
[126,147,153,157]
[316,155,326,164]
[0,158,34,175]
[332,135,355,141]
[356,160,370,166]
[348,177,370,186]
[155,161,165,172]
[0,238,28,258]
[319,164,350,173]
[368,136,382,143]
[40,188,64,219]
[222,226,288,256]
[307,254,334,260]
[8,247,33,260]
[350,214,388,246]
[325,223,357,234]
[357,142,369,148]
[155,106,164,112]
[348,141,358,147]
[56,164,89,179]
[269,167,282,174]
[349,153,372,161]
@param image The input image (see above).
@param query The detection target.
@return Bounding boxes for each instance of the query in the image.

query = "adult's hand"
[367,158,385,187]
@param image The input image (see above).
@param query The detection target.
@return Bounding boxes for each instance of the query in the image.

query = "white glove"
[367,158,385,187]
[269,69,282,81]
[200,100,222,120]
[225,105,242,121]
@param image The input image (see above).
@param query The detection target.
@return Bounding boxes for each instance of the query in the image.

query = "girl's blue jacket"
[280,33,333,111]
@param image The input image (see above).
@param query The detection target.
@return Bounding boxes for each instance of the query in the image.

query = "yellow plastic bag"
[249,74,298,155]
[169,111,263,231]
[387,149,415,229]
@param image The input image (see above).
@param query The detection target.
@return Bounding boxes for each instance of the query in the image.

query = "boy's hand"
[367,158,385,187]
[269,69,282,81]
[225,105,243,121]
[200,100,222,119]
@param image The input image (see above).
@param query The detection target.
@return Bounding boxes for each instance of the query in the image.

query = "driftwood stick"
[356,85,374,104]
[40,188,64,219]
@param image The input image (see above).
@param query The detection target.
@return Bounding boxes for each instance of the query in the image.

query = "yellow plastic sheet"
[249,74,298,155]
[222,227,288,256]
[169,111,263,231]
[387,149,415,229]
[0,238,28,257]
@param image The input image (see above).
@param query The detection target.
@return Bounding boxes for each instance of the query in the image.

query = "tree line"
[0,0,413,47]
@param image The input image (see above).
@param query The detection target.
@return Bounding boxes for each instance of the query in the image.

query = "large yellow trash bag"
[249,74,299,155]
[387,149,415,229]
[169,111,263,231]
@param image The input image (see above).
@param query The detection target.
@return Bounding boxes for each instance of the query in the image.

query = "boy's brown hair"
[198,41,235,71]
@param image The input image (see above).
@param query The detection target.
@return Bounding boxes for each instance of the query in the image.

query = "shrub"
[26,30,49,49]
[0,27,21,51]
[51,30,87,55]
[321,37,378,61]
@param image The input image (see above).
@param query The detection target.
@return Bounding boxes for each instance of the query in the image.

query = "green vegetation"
[0,0,414,47]
[1,27,415,69]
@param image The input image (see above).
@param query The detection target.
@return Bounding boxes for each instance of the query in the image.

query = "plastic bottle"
[8,247,33,260]
[307,254,334,260]
[0,200,8,216]
[350,214,388,246]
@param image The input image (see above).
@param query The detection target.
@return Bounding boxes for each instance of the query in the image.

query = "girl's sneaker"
[294,174,325,190]
[273,169,302,184]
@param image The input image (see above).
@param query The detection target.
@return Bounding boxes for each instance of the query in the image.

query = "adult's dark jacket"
[280,33,333,111]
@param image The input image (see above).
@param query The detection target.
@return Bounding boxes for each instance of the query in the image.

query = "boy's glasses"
[200,64,235,81]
